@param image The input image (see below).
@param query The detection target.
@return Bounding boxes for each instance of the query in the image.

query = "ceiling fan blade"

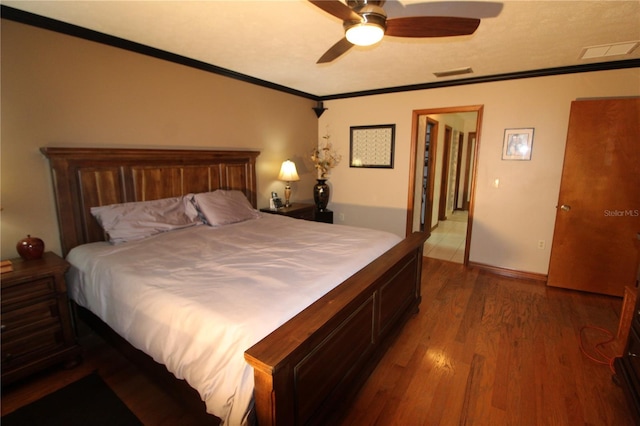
[317,38,354,64]
[308,0,361,22]
[385,16,481,38]
[384,1,503,20]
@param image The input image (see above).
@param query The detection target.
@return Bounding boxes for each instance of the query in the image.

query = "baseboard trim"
[468,261,548,283]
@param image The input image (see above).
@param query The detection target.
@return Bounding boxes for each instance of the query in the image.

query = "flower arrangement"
[311,133,341,179]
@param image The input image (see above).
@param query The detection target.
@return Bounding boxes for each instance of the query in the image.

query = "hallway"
[423,210,467,263]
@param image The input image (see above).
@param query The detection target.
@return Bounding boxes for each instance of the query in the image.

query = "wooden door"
[547,98,640,296]
[420,118,438,232]
[438,126,452,221]
[454,132,464,210]
[462,132,476,210]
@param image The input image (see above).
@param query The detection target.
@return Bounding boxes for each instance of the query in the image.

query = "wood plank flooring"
[2,258,634,425]
[339,258,634,425]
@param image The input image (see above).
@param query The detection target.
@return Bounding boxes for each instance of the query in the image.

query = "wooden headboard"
[41,147,260,256]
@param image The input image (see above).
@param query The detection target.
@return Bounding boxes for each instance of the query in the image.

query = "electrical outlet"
[339,213,345,222]
[537,240,545,250]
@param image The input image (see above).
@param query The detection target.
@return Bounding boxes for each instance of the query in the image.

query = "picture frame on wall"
[502,128,534,160]
[349,124,395,168]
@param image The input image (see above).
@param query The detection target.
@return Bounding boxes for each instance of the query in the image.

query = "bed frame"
[42,147,428,426]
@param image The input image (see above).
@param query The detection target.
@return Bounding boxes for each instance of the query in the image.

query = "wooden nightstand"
[1,252,81,385]
[260,203,316,221]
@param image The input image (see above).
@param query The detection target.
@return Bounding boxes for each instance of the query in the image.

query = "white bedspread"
[66,214,401,425]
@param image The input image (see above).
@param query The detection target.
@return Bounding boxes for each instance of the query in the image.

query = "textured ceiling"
[3,0,639,97]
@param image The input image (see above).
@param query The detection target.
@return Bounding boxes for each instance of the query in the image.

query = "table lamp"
[278,159,300,207]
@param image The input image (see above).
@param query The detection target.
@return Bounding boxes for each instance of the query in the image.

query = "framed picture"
[502,128,534,160]
[350,124,395,168]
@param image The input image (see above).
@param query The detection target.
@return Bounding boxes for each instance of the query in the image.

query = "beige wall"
[318,69,640,275]
[1,20,318,258]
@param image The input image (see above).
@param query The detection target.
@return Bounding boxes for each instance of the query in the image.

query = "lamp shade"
[278,160,300,182]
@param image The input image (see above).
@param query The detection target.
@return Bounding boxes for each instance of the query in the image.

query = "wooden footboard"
[245,231,427,426]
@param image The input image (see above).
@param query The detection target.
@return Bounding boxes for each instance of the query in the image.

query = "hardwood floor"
[339,258,634,425]
[2,258,634,425]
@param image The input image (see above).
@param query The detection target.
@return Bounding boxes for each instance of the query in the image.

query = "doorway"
[406,105,483,265]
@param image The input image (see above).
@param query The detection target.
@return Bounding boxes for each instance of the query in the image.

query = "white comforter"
[66,213,401,425]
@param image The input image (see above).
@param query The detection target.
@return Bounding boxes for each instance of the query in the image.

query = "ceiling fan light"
[345,23,384,46]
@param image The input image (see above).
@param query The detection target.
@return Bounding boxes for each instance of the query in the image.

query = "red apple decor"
[16,235,45,260]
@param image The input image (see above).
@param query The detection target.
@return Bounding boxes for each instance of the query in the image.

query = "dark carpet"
[1,373,143,426]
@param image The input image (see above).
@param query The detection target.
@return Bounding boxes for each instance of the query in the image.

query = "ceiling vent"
[580,41,639,59]
[433,67,474,78]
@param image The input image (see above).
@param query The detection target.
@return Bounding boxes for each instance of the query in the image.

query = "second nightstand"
[261,203,316,221]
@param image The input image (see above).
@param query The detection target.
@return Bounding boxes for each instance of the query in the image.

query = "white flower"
[311,133,341,179]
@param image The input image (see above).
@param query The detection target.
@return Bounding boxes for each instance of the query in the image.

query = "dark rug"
[1,373,143,426]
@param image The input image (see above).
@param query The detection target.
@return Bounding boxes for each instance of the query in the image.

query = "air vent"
[580,41,639,59]
[433,67,473,78]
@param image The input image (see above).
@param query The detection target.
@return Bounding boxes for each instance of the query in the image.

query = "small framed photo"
[502,128,534,160]
[350,124,395,168]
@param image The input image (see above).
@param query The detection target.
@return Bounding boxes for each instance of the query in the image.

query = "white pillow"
[192,190,259,226]
[91,196,202,244]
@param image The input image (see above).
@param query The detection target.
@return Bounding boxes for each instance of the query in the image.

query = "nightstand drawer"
[259,203,334,223]
[1,276,57,309]
[2,298,65,364]
[290,208,315,221]
[2,296,62,337]
[2,322,65,366]
[261,203,316,221]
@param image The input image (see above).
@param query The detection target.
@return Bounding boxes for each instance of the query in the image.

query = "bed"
[42,147,428,425]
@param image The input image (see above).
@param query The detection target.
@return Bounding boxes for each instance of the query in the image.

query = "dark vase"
[313,179,330,211]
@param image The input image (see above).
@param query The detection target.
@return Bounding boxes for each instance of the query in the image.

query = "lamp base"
[284,184,292,207]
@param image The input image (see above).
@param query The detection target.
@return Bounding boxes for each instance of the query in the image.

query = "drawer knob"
[628,351,638,358]
[0,324,5,332]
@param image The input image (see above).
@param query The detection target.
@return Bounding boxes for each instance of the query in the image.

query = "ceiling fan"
[309,0,481,63]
